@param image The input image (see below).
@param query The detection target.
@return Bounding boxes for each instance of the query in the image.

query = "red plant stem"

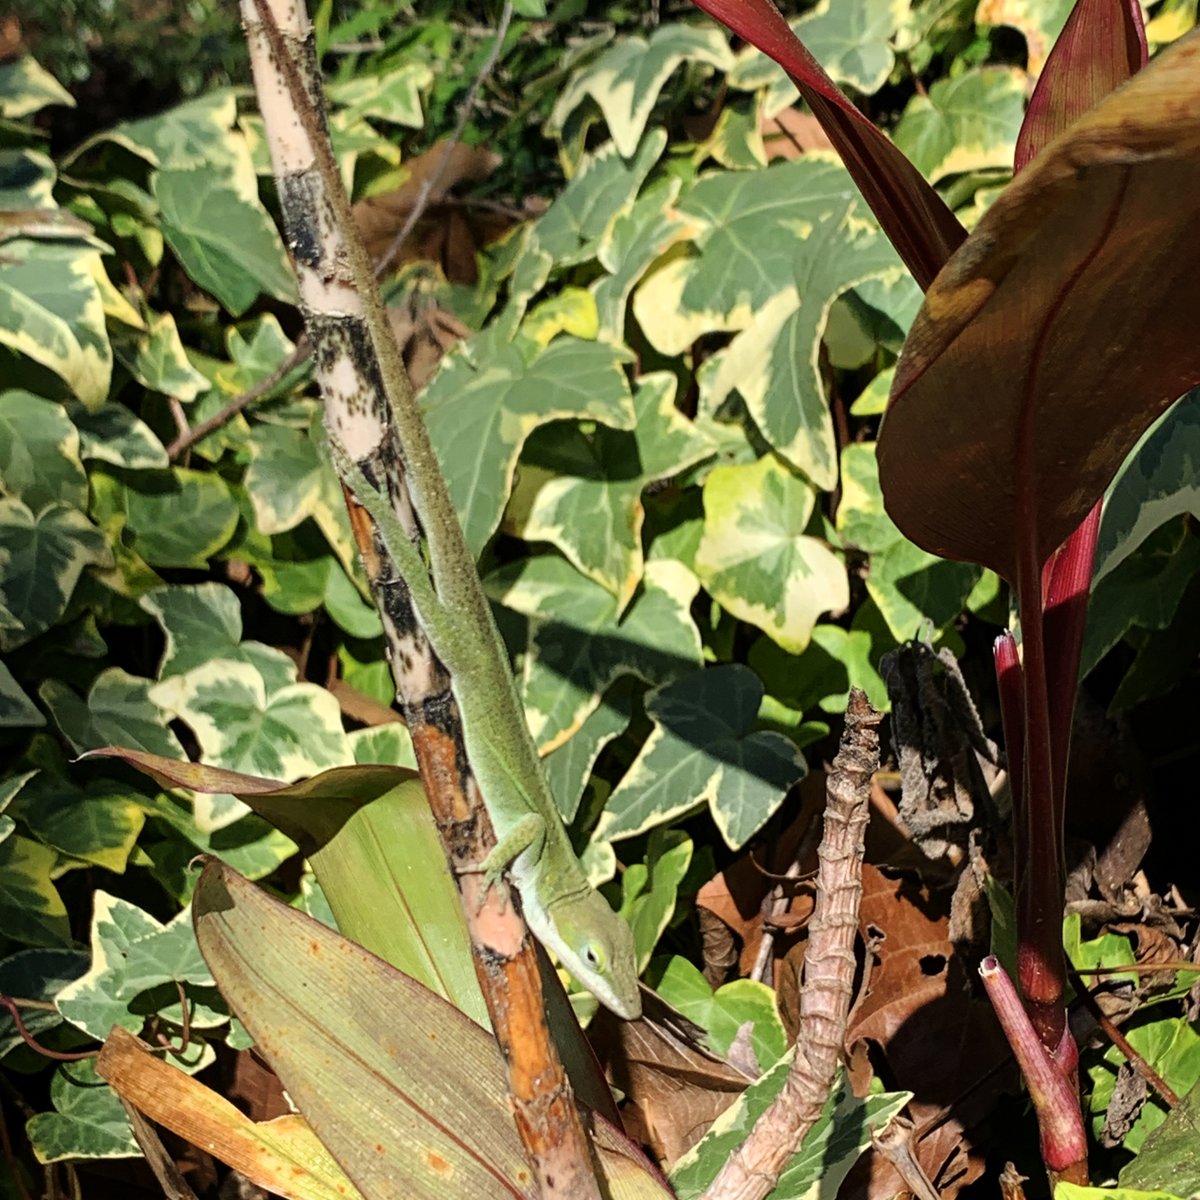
[1041,501,1102,826]
[0,996,96,1063]
[980,957,1087,1185]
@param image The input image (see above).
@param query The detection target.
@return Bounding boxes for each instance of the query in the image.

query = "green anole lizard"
[330,441,641,1020]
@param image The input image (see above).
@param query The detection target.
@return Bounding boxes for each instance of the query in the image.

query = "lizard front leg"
[476,812,546,910]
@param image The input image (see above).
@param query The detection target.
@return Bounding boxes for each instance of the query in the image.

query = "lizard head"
[524,887,642,1020]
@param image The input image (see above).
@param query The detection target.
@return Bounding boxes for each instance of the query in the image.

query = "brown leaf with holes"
[844,863,1013,1199]
[353,140,508,281]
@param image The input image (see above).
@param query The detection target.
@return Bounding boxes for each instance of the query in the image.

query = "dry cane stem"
[702,689,882,1200]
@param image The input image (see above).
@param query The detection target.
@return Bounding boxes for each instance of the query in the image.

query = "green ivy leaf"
[893,67,1026,184]
[700,203,901,488]
[0,498,112,651]
[508,372,714,607]
[154,166,295,316]
[423,334,636,557]
[696,455,848,654]
[548,25,734,157]
[125,310,210,400]
[10,773,146,874]
[0,57,75,120]
[621,830,692,972]
[654,954,785,1068]
[154,662,352,779]
[26,1060,138,1164]
[976,0,1074,76]
[91,467,238,569]
[140,584,298,692]
[0,948,88,1058]
[326,63,432,129]
[0,391,87,511]
[543,681,635,823]
[0,833,70,946]
[669,1057,909,1200]
[244,423,327,535]
[600,664,805,849]
[633,157,862,355]
[749,624,889,716]
[592,177,701,340]
[56,893,214,1040]
[69,402,169,470]
[0,240,112,409]
[489,554,702,753]
[1119,1078,1200,1196]
[795,0,911,93]
[0,658,43,727]
[836,444,980,640]
[1095,389,1200,584]
[40,668,186,759]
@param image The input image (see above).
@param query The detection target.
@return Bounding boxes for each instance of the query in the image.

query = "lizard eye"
[581,942,605,971]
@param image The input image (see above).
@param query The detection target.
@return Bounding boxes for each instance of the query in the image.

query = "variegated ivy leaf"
[56,893,215,1040]
[0,147,56,208]
[749,624,890,717]
[152,661,352,780]
[695,456,848,655]
[0,238,112,409]
[487,554,702,753]
[698,93,767,170]
[633,156,867,356]
[26,1060,139,1164]
[669,1059,910,1200]
[245,423,326,536]
[40,667,186,759]
[0,658,43,727]
[975,0,1074,76]
[423,333,636,557]
[0,498,112,651]
[548,24,734,157]
[124,310,209,400]
[69,402,169,470]
[141,584,296,692]
[592,176,702,341]
[836,443,980,641]
[728,0,910,100]
[9,772,146,874]
[507,373,715,607]
[89,466,238,569]
[0,832,71,946]
[0,391,87,511]
[1094,388,1200,584]
[892,67,1026,184]
[655,954,786,1067]
[543,680,636,823]
[530,130,668,269]
[599,664,804,850]
[326,63,433,129]
[0,948,88,1059]
[700,202,902,489]
[0,56,74,120]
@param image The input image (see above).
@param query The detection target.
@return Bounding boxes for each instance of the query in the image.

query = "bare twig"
[376,0,515,275]
[0,996,95,1063]
[167,342,309,460]
[872,1117,941,1200]
[1067,965,1179,1106]
[702,690,882,1200]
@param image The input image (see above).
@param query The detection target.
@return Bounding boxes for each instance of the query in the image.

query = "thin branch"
[701,690,882,1200]
[376,0,515,275]
[167,341,309,460]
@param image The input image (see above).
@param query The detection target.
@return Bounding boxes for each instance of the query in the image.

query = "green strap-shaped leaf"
[696,455,848,654]
[599,664,805,849]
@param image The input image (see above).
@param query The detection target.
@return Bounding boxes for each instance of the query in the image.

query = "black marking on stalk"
[278,172,321,269]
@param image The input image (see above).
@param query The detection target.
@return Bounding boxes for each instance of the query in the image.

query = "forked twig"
[702,690,882,1200]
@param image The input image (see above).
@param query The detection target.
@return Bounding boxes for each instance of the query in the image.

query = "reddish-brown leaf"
[878,30,1200,583]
